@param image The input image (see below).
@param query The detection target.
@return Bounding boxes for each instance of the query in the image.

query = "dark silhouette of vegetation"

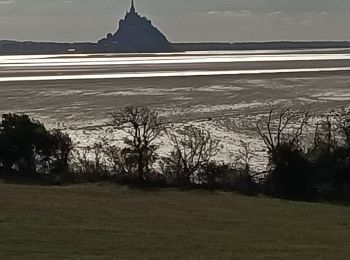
[111,106,163,183]
[257,107,350,201]
[257,108,312,200]
[161,125,221,187]
[160,126,258,193]
[203,162,259,195]
[263,142,312,199]
[308,110,350,200]
[71,142,109,183]
[0,106,349,203]
[0,113,72,182]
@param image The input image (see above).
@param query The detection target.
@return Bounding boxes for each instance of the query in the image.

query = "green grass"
[1,183,350,259]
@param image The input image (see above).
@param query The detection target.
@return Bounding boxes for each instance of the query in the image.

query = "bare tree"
[236,140,253,173]
[313,114,337,154]
[162,125,221,185]
[257,107,310,155]
[312,108,350,153]
[72,142,107,182]
[102,144,126,174]
[111,106,163,181]
[335,108,350,148]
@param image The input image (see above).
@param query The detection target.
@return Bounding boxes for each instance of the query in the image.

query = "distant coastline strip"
[1,67,350,82]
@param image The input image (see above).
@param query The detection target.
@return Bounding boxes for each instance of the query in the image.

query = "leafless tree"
[102,144,126,174]
[72,142,107,182]
[236,140,253,173]
[335,108,350,148]
[313,114,337,154]
[111,106,163,181]
[256,107,310,154]
[162,125,221,185]
[312,108,350,153]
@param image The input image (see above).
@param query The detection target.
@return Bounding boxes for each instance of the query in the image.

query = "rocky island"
[98,0,173,52]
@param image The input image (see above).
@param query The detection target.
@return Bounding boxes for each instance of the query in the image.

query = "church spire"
[130,0,136,13]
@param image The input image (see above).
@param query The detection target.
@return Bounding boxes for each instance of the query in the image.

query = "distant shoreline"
[1,40,350,55]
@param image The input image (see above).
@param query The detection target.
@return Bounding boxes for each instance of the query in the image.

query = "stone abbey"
[98,0,173,52]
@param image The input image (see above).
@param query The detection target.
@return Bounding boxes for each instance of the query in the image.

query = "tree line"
[0,106,349,202]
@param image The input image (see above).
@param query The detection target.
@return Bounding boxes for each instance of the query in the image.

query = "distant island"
[1,1,350,54]
[98,0,173,52]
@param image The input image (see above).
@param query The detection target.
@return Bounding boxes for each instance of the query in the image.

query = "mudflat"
[1,49,350,169]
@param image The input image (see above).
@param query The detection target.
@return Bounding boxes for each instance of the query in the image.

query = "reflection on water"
[0,49,350,82]
[1,67,350,82]
[0,53,350,67]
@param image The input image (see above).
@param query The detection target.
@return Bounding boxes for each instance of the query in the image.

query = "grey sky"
[0,0,349,42]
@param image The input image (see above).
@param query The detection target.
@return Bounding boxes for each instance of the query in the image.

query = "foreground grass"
[0,183,350,259]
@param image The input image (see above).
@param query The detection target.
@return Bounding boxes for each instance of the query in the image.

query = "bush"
[256,107,313,200]
[257,107,350,201]
[0,113,73,181]
[264,143,312,200]
[308,112,350,200]
[310,147,350,200]
[205,162,259,194]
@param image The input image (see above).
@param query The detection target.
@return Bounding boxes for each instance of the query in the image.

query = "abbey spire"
[130,0,136,14]
[98,0,173,52]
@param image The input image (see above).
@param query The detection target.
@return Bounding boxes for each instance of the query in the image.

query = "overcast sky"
[0,0,349,42]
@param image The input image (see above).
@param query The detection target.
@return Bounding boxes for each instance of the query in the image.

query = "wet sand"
[1,71,349,125]
[1,49,350,169]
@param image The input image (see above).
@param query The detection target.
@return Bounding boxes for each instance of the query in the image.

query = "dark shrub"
[307,112,350,200]
[71,143,109,183]
[311,148,350,200]
[0,114,51,176]
[264,143,312,200]
[309,145,350,201]
[204,162,259,195]
[256,107,314,200]
[39,129,73,182]
[0,113,73,181]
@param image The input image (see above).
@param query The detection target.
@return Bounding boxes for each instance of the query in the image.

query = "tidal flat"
[1,49,350,170]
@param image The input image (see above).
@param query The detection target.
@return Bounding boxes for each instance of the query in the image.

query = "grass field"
[1,183,350,259]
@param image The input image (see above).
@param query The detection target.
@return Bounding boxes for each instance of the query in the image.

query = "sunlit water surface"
[1,49,350,170]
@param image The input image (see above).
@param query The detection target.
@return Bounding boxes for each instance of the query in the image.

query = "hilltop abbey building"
[98,0,173,52]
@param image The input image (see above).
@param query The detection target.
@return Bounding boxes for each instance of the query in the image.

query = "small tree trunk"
[138,151,144,181]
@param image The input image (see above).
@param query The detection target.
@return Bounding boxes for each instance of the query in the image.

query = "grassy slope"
[0,183,350,259]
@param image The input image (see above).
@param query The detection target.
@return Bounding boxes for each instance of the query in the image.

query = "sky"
[0,0,349,43]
